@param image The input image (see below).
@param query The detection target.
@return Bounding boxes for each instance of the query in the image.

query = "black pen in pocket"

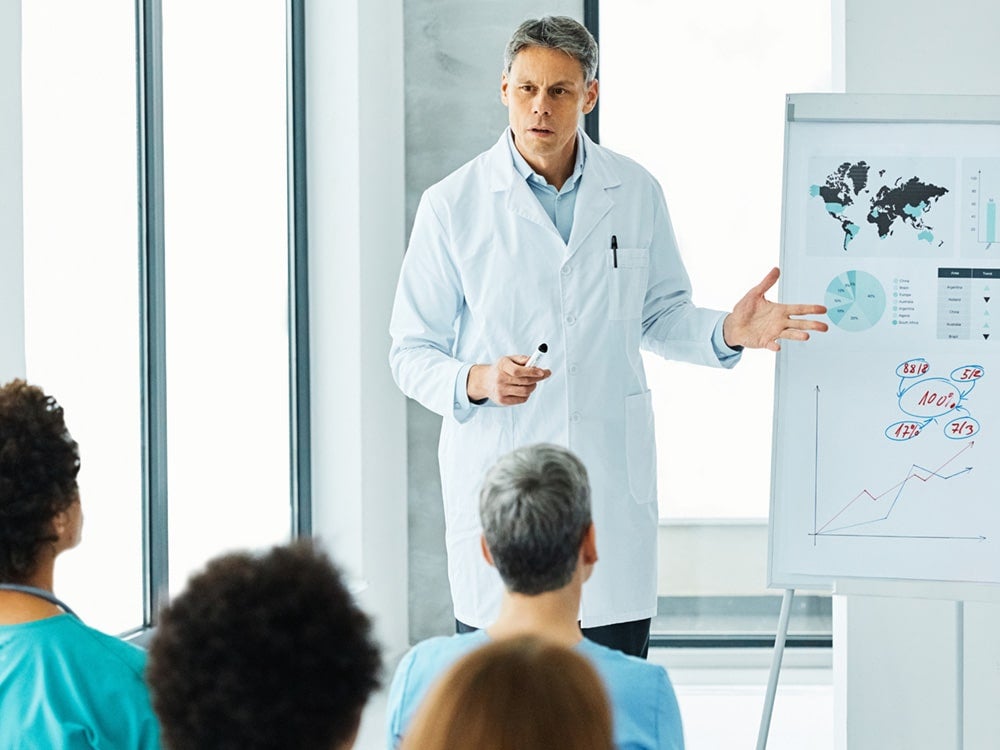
[611,235,618,268]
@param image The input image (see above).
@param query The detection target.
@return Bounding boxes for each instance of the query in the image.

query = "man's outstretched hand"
[723,267,828,352]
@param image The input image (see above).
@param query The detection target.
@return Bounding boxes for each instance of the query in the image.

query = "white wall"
[838,2,1000,747]
[0,0,25,382]
[846,1,999,96]
[305,0,410,657]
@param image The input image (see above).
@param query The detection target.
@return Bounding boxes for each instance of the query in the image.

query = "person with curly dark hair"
[0,378,161,748]
[147,542,381,750]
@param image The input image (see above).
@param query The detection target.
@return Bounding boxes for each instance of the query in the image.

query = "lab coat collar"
[566,130,619,254]
[487,128,621,255]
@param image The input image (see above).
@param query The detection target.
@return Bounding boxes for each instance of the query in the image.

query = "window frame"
[131,0,310,634]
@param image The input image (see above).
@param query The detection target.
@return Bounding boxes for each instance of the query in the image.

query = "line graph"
[817,441,973,534]
[811,385,984,541]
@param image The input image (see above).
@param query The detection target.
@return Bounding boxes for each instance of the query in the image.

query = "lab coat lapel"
[566,133,620,259]
[486,132,561,238]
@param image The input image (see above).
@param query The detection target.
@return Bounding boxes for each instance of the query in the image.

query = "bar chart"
[987,197,997,245]
[965,160,1000,253]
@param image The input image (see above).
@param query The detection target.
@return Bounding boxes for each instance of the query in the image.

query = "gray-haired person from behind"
[478,442,592,595]
[386,444,686,750]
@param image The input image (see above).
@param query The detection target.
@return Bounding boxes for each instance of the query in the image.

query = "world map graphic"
[810,161,949,251]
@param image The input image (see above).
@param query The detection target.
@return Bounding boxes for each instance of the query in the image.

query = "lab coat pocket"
[624,390,656,504]
[608,248,650,321]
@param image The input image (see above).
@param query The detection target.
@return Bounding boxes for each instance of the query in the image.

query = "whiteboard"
[769,94,1000,592]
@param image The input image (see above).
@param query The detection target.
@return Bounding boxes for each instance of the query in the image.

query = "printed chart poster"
[771,103,1000,588]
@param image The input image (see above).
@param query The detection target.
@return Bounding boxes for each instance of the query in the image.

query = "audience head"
[479,443,593,595]
[504,16,600,84]
[147,542,381,750]
[401,635,613,750]
[0,379,81,584]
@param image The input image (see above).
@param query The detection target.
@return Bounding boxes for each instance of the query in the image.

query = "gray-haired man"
[389,15,827,657]
[385,444,684,750]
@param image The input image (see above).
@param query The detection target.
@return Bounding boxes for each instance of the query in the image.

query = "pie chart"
[825,270,885,332]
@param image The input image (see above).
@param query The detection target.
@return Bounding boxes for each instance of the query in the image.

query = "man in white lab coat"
[389,15,827,657]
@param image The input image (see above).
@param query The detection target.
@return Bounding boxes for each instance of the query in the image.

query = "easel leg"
[756,588,795,750]
[956,600,964,750]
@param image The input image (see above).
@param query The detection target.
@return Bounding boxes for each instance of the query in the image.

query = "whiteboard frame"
[768,93,1000,600]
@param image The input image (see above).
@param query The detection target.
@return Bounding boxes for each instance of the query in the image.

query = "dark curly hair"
[0,379,80,583]
[147,542,381,750]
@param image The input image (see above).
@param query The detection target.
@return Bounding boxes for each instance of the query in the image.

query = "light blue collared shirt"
[507,128,585,245]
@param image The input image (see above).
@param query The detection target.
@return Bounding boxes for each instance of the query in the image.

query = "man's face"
[501,45,598,173]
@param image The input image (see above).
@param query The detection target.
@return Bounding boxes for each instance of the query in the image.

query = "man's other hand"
[467,356,552,405]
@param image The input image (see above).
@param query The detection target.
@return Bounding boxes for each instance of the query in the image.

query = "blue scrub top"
[0,614,161,749]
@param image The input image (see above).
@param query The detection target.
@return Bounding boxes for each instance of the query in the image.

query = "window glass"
[21,2,143,634]
[600,1,835,638]
[161,0,291,592]
[600,1,833,520]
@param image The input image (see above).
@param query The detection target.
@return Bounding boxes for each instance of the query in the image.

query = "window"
[21,1,143,635]
[597,0,836,640]
[161,0,292,594]
[20,0,303,633]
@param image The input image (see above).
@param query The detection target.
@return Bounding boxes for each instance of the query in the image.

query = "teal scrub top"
[0,614,160,748]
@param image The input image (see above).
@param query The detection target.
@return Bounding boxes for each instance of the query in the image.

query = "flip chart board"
[769,94,1000,590]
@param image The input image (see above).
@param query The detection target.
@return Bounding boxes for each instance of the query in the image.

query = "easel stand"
[755,588,795,750]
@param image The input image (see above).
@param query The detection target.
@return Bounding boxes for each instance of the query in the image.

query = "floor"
[355,647,834,749]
